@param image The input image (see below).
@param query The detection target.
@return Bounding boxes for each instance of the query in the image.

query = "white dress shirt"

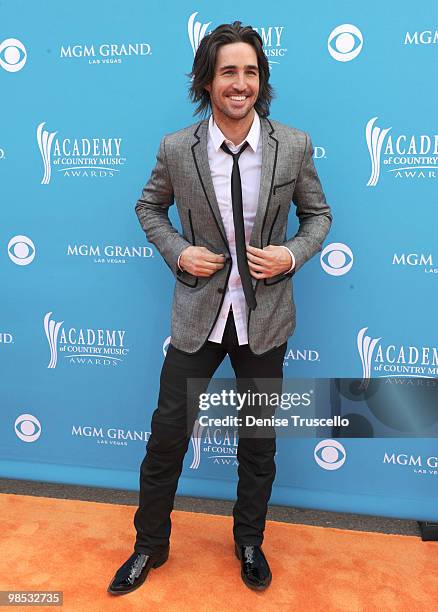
[179,112,294,345]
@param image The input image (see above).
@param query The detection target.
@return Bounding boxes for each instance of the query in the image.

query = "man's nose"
[232,72,247,91]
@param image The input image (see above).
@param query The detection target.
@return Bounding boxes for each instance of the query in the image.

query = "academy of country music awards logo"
[36,122,126,184]
[0,38,27,72]
[44,312,129,368]
[357,327,438,379]
[66,243,154,265]
[59,41,152,65]
[190,419,238,469]
[366,116,438,186]
[188,12,288,65]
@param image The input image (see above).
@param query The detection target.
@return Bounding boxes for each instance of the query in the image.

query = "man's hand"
[179,246,225,277]
[247,245,293,279]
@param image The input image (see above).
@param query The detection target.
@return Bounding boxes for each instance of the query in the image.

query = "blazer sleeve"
[282,132,332,273]
[135,136,191,276]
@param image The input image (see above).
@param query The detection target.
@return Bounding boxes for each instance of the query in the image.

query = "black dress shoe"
[234,543,272,591]
[107,547,169,595]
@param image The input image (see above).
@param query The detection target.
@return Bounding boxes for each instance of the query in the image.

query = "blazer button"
[217,287,225,294]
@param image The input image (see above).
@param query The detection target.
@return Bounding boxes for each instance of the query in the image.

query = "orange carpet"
[0,493,437,611]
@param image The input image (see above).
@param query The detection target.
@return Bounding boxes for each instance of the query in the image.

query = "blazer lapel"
[249,117,278,249]
[191,120,228,248]
[190,116,278,256]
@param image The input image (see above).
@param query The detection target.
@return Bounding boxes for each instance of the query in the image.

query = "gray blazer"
[135,116,332,355]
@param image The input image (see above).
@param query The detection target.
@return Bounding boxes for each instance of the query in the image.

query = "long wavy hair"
[188,21,274,118]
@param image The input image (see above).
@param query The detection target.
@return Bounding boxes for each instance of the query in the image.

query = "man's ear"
[204,83,211,94]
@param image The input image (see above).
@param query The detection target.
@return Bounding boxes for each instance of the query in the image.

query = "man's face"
[205,42,260,122]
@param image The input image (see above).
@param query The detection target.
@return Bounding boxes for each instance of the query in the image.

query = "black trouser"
[134,307,287,554]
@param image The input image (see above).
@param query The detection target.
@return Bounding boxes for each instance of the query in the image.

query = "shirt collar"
[208,111,260,153]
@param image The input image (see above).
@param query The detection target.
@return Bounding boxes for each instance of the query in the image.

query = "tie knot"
[221,140,249,160]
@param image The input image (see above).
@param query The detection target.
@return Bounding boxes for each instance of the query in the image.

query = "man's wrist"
[280,246,295,274]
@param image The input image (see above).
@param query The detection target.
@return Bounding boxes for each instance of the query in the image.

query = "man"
[108,21,331,595]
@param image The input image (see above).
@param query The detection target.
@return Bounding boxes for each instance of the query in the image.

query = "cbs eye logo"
[314,439,346,470]
[0,38,27,72]
[14,414,42,443]
[8,235,36,266]
[320,242,353,276]
[328,24,363,62]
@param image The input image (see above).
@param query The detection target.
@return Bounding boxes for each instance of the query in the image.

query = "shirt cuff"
[280,246,295,274]
[177,252,184,272]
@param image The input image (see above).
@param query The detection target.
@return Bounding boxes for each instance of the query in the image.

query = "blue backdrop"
[1,0,437,521]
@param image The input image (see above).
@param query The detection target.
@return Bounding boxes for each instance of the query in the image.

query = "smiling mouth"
[228,95,248,101]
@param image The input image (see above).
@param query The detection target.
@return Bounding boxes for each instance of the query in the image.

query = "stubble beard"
[216,99,256,123]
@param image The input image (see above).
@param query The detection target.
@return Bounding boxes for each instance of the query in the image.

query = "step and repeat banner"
[1,1,437,521]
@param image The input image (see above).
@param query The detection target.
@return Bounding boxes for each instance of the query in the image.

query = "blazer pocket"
[177,209,198,287]
[273,178,296,195]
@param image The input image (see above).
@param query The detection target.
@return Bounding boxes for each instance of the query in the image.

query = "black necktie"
[220,141,257,310]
